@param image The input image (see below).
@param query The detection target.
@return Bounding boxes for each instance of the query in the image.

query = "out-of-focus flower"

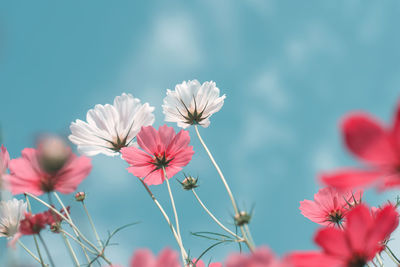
[19,212,48,235]
[0,145,9,175]
[6,147,91,195]
[322,102,400,190]
[299,187,362,227]
[121,125,194,186]
[130,248,180,267]
[179,174,198,190]
[191,259,221,267]
[288,203,399,267]
[69,93,155,156]
[37,136,71,174]
[234,211,252,226]
[45,206,70,233]
[225,247,288,267]
[162,80,226,128]
[0,199,27,238]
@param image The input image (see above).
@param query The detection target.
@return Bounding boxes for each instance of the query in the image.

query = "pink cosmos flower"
[6,147,92,195]
[288,203,399,267]
[191,259,222,267]
[225,247,289,267]
[130,248,180,267]
[121,125,194,185]
[321,103,400,191]
[299,187,362,227]
[0,145,9,174]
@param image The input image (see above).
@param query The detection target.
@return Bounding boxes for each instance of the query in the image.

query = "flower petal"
[320,169,381,191]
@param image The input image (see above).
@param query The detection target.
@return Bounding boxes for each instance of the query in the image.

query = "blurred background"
[1,0,400,266]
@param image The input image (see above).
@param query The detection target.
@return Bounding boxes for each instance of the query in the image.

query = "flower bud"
[37,135,71,174]
[50,222,61,233]
[179,175,198,190]
[75,192,86,202]
[234,211,251,226]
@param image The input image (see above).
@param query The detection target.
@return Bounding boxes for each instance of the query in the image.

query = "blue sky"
[1,1,400,266]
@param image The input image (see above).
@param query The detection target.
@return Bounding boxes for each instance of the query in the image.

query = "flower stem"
[17,240,41,264]
[60,229,96,254]
[191,189,242,240]
[137,177,188,263]
[194,125,255,251]
[385,246,400,264]
[163,168,183,240]
[81,200,103,248]
[38,233,56,267]
[24,194,46,267]
[25,192,112,265]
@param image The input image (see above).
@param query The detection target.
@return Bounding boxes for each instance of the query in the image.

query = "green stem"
[82,201,103,248]
[385,246,400,264]
[38,233,56,267]
[18,240,41,264]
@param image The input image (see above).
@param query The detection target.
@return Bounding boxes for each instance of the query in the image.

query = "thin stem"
[244,224,255,246]
[82,201,103,248]
[375,254,384,267]
[25,192,112,265]
[194,125,255,251]
[137,177,188,262]
[385,246,400,264]
[53,192,91,264]
[61,231,80,267]
[24,194,46,267]
[163,168,182,241]
[60,229,96,254]
[191,189,242,240]
[18,240,41,264]
[38,233,56,267]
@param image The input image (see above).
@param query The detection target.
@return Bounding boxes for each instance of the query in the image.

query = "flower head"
[69,93,155,156]
[0,199,27,238]
[121,125,194,185]
[163,80,226,128]
[289,203,399,267]
[19,212,48,235]
[322,101,400,190]
[299,187,362,227]
[190,259,221,267]
[130,248,180,267]
[6,147,92,195]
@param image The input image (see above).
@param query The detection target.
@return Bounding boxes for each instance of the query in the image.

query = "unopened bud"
[37,135,71,174]
[75,192,86,202]
[179,175,198,190]
[50,222,61,233]
[234,211,251,226]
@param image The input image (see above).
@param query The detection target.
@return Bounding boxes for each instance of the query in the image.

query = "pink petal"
[143,169,164,185]
[130,249,156,267]
[121,147,153,167]
[155,248,181,267]
[344,204,373,254]
[341,113,397,166]
[166,130,191,156]
[320,169,381,191]
[137,126,163,155]
[391,100,400,151]
[158,125,176,148]
[314,227,351,259]
[286,251,342,267]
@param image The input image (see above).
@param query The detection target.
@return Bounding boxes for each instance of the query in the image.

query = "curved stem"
[18,240,41,264]
[60,231,80,267]
[25,192,112,265]
[137,177,188,263]
[194,125,255,251]
[60,229,97,254]
[82,201,103,248]
[192,189,242,240]
[385,246,400,264]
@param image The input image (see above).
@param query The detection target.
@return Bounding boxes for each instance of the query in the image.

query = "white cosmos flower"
[0,198,27,238]
[162,80,226,128]
[69,93,155,156]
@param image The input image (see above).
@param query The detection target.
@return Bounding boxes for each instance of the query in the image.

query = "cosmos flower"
[121,125,194,186]
[162,80,226,128]
[191,259,221,267]
[130,248,180,267]
[0,199,27,238]
[6,147,91,195]
[322,102,400,190]
[299,187,362,227]
[225,247,289,267]
[19,212,49,235]
[288,203,399,267]
[69,93,155,156]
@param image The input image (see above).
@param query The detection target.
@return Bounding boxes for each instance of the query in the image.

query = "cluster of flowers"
[0,79,399,267]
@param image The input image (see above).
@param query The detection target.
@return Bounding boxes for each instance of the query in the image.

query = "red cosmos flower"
[321,104,400,191]
[225,247,290,267]
[6,147,92,195]
[19,212,48,235]
[299,187,362,227]
[121,125,194,185]
[288,203,399,267]
[130,248,180,267]
[191,259,221,267]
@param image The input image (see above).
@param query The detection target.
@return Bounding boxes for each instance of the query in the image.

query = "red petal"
[345,204,373,255]
[341,113,397,166]
[320,169,381,191]
[315,227,351,259]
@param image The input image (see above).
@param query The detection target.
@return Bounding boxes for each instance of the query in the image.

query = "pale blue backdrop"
[1,1,400,266]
